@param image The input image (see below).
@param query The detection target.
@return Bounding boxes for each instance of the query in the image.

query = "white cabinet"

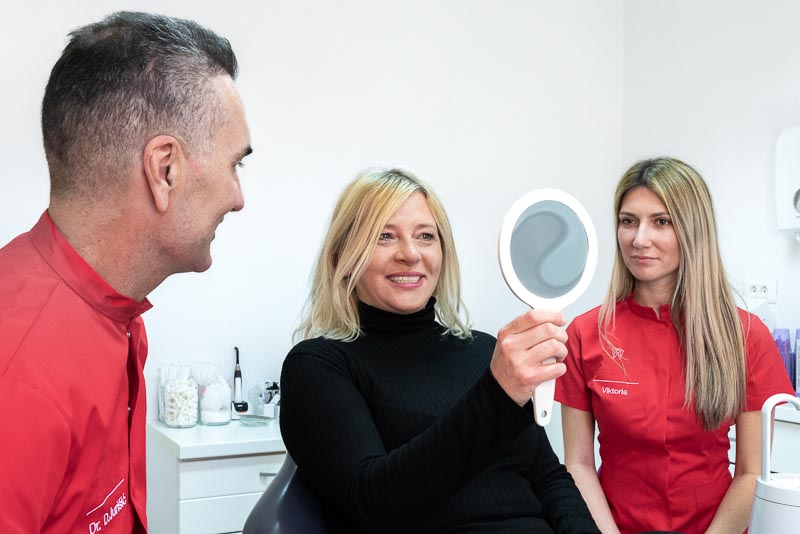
[770,418,800,473]
[728,404,800,473]
[146,419,286,534]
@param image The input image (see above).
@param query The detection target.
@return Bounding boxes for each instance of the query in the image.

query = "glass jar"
[161,378,198,427]
[159,363,198,428]
[198,376,231,425]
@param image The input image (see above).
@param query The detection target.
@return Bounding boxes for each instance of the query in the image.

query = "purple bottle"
[773,328,794,391]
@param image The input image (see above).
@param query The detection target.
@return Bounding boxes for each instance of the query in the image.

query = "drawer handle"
[259,471,278,477]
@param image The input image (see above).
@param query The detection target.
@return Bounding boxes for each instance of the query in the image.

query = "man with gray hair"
[0,12,252,533]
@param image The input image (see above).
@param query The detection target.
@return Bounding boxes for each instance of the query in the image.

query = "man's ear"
[143,135,183,213]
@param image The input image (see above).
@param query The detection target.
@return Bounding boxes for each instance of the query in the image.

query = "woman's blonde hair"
[599,157,746,430]
[295,168,471,342]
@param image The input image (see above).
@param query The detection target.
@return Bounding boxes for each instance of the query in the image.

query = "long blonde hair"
[295,168,470,342]
[599,157,746,430]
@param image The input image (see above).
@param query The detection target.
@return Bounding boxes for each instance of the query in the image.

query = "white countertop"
[144,403,796,461]
[777,403,800,425]
[147,418,285,460]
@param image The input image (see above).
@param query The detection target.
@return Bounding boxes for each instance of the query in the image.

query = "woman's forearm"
[704,473,757,534]
[565,462,621,534]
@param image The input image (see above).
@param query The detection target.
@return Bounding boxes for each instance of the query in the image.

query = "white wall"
[623,0,800,334]
[0,0,624,421]
[544,0,800,462]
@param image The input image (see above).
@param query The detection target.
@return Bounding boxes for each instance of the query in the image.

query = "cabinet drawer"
[178,453,285,499]
[178,492,262,534]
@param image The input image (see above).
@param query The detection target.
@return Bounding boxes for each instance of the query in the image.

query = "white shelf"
[776,403,800,425]
[147,418,285,460]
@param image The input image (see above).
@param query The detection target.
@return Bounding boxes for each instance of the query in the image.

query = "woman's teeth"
[389,276,421,283]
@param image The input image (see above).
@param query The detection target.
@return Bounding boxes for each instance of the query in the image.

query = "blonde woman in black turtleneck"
[279,168,600,534]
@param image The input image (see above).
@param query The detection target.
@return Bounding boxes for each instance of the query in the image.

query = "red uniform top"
[555,297,794,534]
[0,211,151,534]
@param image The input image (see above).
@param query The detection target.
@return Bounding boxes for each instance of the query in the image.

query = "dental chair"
[243,454,327,534]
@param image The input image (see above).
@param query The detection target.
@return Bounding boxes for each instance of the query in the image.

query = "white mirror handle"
[760,393,800,481]
[533,358,556,426]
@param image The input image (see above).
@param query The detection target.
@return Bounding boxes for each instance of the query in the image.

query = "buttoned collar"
[625,294,673,324]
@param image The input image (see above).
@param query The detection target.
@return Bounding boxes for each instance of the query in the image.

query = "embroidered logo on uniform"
[607,342,631,380]
[85,478,128,534]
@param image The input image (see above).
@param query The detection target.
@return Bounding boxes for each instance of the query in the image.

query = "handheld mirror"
[498,188,598,426]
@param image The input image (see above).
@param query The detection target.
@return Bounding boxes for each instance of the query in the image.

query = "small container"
[198,377,232,425]
[248,378,265,416]
[159,363,198,428]
[162,377,198,427]
[774,329,793,389]
[263,384,280,419]
[795,330,800,394]
[193,363,232,426]
[239,414,271,427]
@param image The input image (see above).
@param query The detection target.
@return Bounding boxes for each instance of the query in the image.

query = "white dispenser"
[749,393,800,533]
[775,126,800,231]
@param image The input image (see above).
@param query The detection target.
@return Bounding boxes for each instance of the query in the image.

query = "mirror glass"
[510,200,588,299]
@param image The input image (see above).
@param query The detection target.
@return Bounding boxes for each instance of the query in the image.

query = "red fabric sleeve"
[555,318,593,412]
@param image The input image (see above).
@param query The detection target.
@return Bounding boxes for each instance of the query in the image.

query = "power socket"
[744,280,777,303]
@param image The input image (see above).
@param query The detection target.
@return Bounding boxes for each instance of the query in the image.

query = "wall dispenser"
[775,125,800,239]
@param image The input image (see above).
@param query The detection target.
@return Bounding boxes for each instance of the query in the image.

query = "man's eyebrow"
[235,146,253,161]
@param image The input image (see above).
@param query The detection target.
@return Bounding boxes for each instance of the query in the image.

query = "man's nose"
[231,176,245,212]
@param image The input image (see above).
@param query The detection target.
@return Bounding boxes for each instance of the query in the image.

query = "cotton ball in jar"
[163,378,198,427]
[200,377,231,424]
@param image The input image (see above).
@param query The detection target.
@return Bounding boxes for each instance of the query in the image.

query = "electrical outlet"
[744,280,777,303]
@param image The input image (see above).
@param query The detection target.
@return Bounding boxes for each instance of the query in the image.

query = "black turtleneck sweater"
[279,299,599,533]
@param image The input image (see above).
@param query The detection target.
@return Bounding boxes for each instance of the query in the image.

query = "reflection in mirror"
[510,200,589,299]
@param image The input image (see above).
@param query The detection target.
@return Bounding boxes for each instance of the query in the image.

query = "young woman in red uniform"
[555,157,794,534]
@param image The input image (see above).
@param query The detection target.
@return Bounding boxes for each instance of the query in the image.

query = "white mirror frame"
[497,188,598,425]
[498,188,598,311]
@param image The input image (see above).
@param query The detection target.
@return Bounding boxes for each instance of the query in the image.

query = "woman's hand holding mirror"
[498,189,597,425]
[489,309,568,406]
